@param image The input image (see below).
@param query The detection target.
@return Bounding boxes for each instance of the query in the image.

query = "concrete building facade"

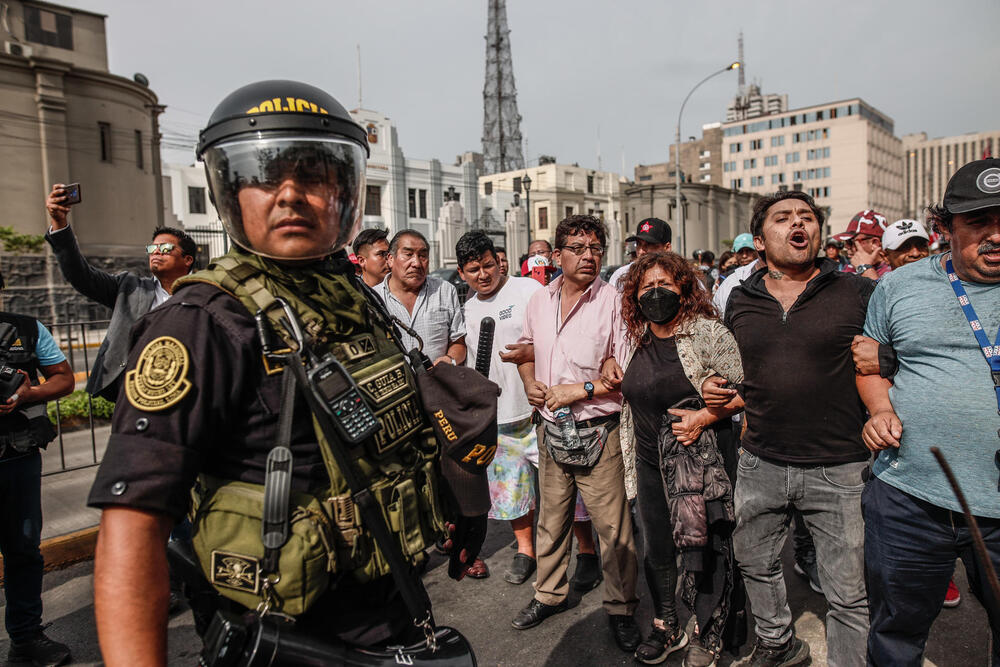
[623,182,760,258]
[902,130,1000,221]
[721,98,903,235]
[478,164,626,267]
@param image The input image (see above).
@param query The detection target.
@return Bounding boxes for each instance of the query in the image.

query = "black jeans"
[0,450,44,642]
[635,456,678,627]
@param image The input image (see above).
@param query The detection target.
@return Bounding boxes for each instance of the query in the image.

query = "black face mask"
[638,287,681,324]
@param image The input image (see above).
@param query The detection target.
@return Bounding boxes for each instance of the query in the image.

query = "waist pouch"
[543,419,610,468]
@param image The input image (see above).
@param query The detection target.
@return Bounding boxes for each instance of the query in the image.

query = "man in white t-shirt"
[457,231,598,587]
[608,217,671,289]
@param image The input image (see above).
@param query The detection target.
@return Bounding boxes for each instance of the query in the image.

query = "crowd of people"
[1,77,996,666]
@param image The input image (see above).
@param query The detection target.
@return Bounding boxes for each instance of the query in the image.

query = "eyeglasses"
[561,244,605,256]
[146,243,177,255]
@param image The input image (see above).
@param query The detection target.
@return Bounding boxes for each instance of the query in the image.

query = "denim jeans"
[733,450,869,667]
[863,476,1000,667]
[0,450,44,642]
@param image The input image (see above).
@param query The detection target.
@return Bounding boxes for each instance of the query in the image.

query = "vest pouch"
[418,459,449,540]
[190,479,336,617]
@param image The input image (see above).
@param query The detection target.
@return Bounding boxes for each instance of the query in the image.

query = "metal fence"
[42,319,111,477]
[186,225,231,267]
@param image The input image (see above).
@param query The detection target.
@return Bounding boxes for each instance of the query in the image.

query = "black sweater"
[724,259,875,465]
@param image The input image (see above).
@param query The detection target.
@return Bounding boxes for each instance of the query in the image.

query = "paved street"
[1,515,992,666]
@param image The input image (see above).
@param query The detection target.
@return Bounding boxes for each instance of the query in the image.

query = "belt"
[575,413,620,429]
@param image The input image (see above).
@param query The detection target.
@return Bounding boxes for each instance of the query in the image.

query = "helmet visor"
[202,134,366,260]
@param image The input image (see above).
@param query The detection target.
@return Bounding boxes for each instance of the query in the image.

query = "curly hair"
[554,214,607,249]
[620,251,717,348]
[926,203,953,233]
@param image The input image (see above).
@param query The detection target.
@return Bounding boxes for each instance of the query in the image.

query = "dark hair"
[389,229,429,254]
[620,252,717,347]
[455,230,497,269]
[495,246,506,255]
[926,203,953,233]
[352,227,388,255]
[554,214,606,249]
[718,250,734,268]
[700,250,715,266]
[153,226,197,259]
[749,191,825,239]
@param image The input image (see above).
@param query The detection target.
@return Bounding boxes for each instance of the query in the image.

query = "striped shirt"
[374,275,466,360]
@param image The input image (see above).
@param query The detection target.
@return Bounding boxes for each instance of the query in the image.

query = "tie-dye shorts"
[490,416,591,522]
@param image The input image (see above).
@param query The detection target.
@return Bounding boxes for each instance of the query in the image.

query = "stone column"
[436,199,464,268]
[706,187,717,253]
[728,190,738,242]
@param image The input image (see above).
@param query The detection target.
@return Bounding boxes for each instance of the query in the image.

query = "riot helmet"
[197,80,370,260]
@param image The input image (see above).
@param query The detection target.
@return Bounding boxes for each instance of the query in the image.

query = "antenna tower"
[737,31,746,95]
[482,0,525,174]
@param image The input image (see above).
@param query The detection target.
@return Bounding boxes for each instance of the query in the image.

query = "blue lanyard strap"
[945,257,1000,413]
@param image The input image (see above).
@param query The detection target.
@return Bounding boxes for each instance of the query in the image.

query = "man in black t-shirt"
[718,192,874,667]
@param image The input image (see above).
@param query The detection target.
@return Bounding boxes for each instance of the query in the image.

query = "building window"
[750,139,763,150]
[751,175,765,187]
[134,130,143,169]
[786,152,800,163]
[418,189,427,218]
[743,158,757,169]
[484,181,492,195]
[700,174,711,182]
[513,176,522,192]
[700,161,711,170]
[771,173,785,184]
[565,206,574,218]
[807,147,831,160]
[188,187,206,214]
[98,122,112,162]
[587,174,594,194]
[537,206,548,230]
[638,174,652,181]
[730,143,742,154]
[24,5,73,49]
[408,189,417,217]
[365,185,382,216]
[730,178,743,190]
[699,150,711,158]
[771,136,785,147]
[764,155,778,167]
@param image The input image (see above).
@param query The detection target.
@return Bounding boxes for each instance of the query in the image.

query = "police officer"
[0,272,74,667]
[88,81,488,665]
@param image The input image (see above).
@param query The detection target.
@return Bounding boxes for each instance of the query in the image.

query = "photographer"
[0,271,74,666]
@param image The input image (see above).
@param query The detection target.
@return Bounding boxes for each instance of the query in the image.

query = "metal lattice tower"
[482,0,524,174]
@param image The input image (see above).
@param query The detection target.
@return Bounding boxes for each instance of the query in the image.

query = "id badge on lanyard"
[945,257,1000,423]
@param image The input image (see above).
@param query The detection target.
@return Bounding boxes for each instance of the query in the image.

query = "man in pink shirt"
[510,215,640,653]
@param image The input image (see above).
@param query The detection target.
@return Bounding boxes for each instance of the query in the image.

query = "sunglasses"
[146,243,177,255]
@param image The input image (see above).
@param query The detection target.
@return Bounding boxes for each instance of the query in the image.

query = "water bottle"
[554,406,581,449]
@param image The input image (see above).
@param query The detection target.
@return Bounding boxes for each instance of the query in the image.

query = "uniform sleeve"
[863,280,891,345]
[34,322,66,366]
[87,299,250,519]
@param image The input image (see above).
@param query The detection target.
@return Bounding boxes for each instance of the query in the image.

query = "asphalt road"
[0,519,991,666]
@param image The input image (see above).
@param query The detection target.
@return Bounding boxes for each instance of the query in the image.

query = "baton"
[475,317,495,378]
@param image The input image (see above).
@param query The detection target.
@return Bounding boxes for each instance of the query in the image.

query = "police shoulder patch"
[125,336,193,411]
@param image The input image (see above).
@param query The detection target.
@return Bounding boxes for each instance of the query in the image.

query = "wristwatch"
[854,264,874,274]
[584,381,595,401]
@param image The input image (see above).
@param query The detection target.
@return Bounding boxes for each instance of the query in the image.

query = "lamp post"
[676,61,740,257]
[522,174,532,250]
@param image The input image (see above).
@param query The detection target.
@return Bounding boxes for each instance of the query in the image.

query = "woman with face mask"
[609,252,745,666]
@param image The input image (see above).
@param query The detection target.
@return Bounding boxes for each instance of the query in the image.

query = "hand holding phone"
[62,183,82,205]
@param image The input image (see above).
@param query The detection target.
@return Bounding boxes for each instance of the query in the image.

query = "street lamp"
[522,174,532,250]
[676,61,740,257]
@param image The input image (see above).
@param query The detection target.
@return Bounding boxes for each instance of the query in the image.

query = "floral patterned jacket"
[619,315,744,500]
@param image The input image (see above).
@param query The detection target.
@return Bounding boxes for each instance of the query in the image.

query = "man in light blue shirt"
[857,159,1000,666]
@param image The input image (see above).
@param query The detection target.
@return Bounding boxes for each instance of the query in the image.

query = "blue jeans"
[863,476,1000,667]
[0,450,44,642]
[733,450,869,667]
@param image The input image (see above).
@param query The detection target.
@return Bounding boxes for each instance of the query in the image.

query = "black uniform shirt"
[87,282,329,519]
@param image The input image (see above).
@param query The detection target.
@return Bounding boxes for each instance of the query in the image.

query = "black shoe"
[792,559,823,595]
[511,598,568,630]
[570,552,602,592]
[7,630,71,667]
[169,589,183,614]
[635,625,688,664]
[608,614,641,653]
[504,553,537,585]
[735,636,809,667]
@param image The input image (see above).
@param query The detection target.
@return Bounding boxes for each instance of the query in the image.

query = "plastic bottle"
[553,406,581,449]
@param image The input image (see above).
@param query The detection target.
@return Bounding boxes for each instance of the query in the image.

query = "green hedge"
[48,390,115,424]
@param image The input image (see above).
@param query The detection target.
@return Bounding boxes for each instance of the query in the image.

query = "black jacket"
[724,259,875,465]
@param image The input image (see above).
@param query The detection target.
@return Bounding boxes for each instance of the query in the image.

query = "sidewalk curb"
[0,525,98,582]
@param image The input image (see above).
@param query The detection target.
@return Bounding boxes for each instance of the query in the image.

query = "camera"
[0,365,24,402]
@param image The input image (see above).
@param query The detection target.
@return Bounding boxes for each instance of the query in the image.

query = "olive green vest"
[176,251,448,615]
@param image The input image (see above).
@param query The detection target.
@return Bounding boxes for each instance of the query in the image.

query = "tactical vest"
[0,312,56,458]
[176,252,448,615]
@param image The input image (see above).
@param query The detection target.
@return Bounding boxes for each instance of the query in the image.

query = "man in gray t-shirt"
[857,159,1000,666]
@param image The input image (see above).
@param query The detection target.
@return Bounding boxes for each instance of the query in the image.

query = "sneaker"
[634,625,688,664]
[683,642,719,667]
[943,578,962,608]
[734,636,809,667]
[792,559,823,595]
[504,553,536,585]
[570,552,602,592]
[7,630,72,667]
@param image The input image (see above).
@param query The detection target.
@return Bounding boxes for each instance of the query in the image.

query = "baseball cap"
[944,158,1000,214]
[733,233,754,252]
[824,237,844,249]
[832,209,888,241]
[882,219,929,251]
[626,217,672,245]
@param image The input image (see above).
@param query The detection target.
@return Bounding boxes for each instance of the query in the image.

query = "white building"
[902,130,1000,222]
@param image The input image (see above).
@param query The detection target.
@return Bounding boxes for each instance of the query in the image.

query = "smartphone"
[62,183,82,205]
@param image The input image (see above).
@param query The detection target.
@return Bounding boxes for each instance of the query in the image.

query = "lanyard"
[945,257,1000,415]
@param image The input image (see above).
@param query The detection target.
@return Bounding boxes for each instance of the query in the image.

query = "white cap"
[882,219,929,251]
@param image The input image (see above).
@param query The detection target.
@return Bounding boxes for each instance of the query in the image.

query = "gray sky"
[72,0,1000,173]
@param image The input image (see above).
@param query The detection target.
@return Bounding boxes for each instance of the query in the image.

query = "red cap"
[832,209,887,241]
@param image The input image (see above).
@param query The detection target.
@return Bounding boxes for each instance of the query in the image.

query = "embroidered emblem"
[125,336,192,411]
[210,550,261,593]
[340,334,377,361]
[976,167,1000,194]
[360,362,408,403]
